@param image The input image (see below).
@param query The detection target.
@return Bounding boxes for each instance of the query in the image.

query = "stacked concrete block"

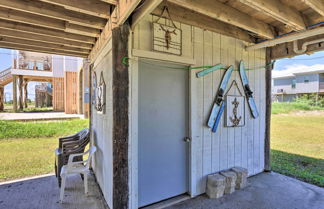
[206,173,226,199]
[220,171,237,194]
[231,167,248,189]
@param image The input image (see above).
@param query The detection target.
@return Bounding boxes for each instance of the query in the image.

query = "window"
[36,62,44,71]
[292,79,296,89]
[304,76,309,83]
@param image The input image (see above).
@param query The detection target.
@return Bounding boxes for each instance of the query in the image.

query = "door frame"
[128,57,193,209]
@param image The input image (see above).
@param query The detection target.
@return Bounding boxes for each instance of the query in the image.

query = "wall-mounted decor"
[95,71,106,114]
[152,6,182,55]
[224,80,245,127]
[239,60,259,118]
[92,71,97,105]
[225,96,245,127]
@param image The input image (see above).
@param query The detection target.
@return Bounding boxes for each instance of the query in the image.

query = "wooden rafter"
[170,0,275,39]
[0,20,96,44]
[302,0,324,17]
[152,3,255,43]
[0,42,88,58]
[237,0,306,31]
[0,28,93,49]
[0,8,100,37]
[0,36,91,55]
[0,0,107,29]
[131,0,164,29]
[39,0,112,18]
[100,0,118,5]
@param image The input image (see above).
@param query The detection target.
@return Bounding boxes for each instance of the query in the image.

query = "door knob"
[184,137,191,142]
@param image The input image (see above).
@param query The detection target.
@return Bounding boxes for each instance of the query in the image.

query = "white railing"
[0,67,12,84]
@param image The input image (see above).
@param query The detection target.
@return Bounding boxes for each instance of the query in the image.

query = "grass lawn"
[0,119,88,182]
[271,114,324,187]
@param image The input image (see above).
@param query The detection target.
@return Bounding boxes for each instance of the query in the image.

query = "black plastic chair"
[54,128,90,187]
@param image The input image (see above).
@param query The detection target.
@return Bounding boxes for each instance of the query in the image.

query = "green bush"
[272,94,324,114]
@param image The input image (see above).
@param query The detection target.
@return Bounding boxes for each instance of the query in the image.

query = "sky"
[273,50,324,71]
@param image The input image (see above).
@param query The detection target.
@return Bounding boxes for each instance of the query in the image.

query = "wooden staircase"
[0,67,13,86]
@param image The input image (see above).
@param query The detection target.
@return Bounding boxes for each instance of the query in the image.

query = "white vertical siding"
[91,39,113,208]
[131,15,267,199]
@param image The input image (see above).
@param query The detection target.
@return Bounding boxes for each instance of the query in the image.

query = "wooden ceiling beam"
[302,0,324,17]
[100,0,118,5]
[131,0,163,29]
[152,3,255,43]
[0,28,92,50]
[0,0,107,29]
[0,42,88,58]
[237,0,306,31]
[0,20,96,44]
[0,8,100,37]
[0,36,90,55]
[271,34,324,59]
[170,0,275,39]
[39,0,111,18]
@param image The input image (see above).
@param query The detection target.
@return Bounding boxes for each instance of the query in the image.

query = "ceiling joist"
[237,0,306,31]
[170,0,275,39]
[0,42,88,58]
[0,0,107,29]
[0,8,100,37]
[0,36,90,55]
[39,0,112,18]
[302,0,324,17]
[0,28,93,50]
[0,20,96,44]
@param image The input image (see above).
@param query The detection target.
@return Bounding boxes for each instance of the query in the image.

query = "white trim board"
[132,49,196,65]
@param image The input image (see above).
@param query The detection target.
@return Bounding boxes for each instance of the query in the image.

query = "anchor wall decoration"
[225,80,245,127]
[229,97,242,127]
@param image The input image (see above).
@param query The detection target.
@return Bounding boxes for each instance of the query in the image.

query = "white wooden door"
[138,60,189,207]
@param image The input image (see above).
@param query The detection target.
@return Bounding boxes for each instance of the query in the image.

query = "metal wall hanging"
[92,71,97,105]
[95,71,106,114]
[225,80,245,127]
[152,6,182,55]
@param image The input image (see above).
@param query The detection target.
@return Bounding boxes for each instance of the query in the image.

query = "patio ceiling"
[0,0,322,59]
[0,0,116,58]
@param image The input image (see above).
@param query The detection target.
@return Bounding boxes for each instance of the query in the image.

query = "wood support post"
[18,75,23,110]
[13,75,17,112]
[0,86,4,111]
[265,47,273,172]
[23,79,28,108]
[112,23,130,209]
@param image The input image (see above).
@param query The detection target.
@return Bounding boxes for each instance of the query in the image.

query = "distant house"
[273,66,324,102]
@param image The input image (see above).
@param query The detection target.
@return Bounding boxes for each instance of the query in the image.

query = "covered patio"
[0,173,108,209]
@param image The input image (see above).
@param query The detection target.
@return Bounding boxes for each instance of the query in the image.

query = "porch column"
[18,75,23,110]
[112,23,130,209]
[23,79,28,108]
[0,86,4,111]
[13,75,17,112]
[265,47,273,172]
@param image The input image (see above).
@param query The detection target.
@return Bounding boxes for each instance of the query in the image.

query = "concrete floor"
[0,173,107,209]
[0,112,83,121]
[0,172,323,209]
[166,172,324,209]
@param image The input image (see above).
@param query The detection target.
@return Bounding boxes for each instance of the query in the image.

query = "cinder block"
[206,173,226,199]
[231,167,248,189]
[220,171,237,194]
